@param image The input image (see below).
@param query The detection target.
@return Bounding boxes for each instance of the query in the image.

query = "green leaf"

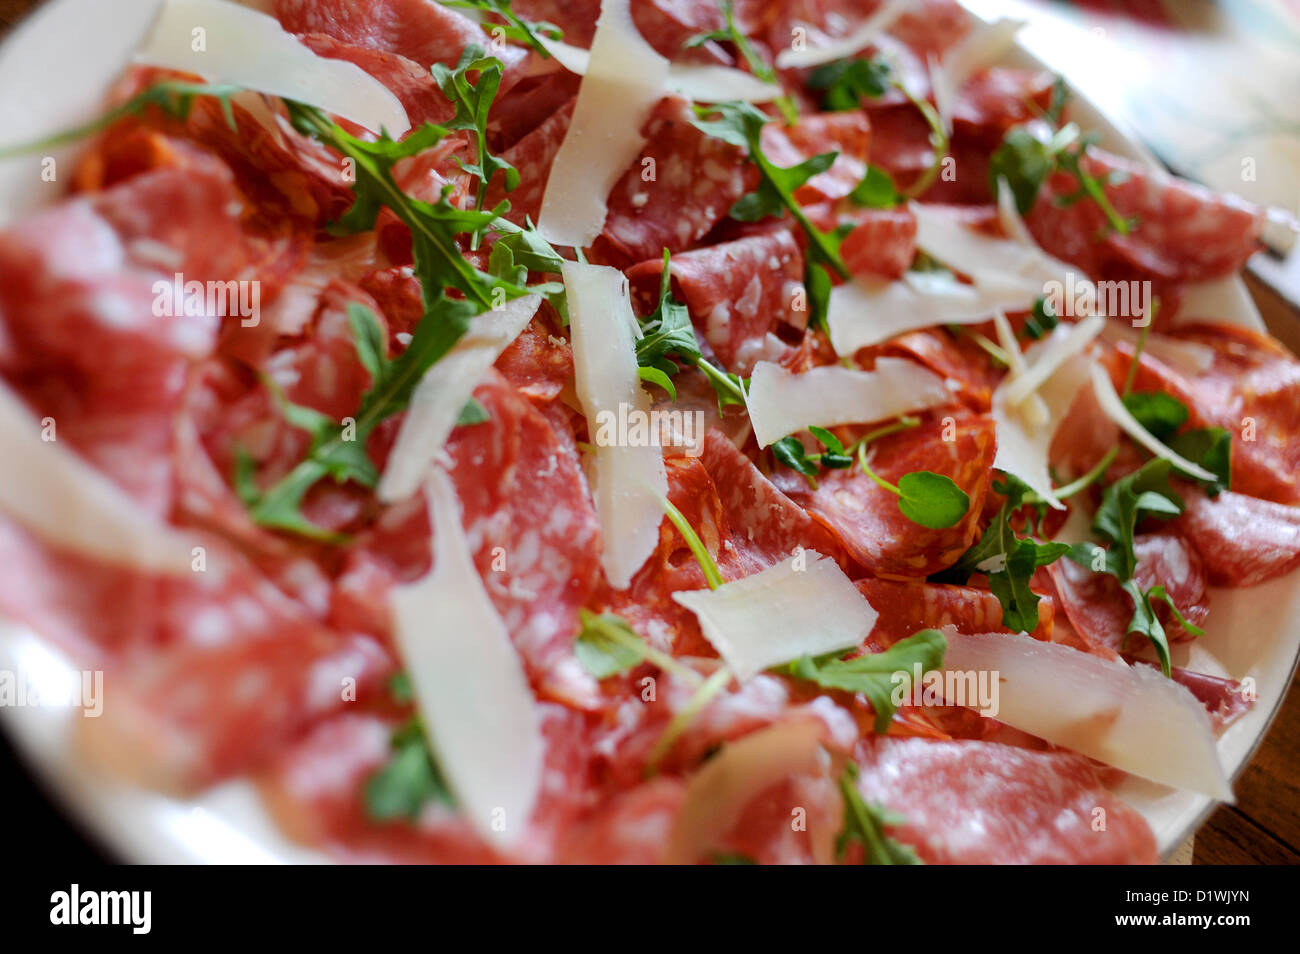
[363,719,454,821]
[691,102,850,280]
[807,57,891,111]
[442,0,564,59]
[456,396,491,426]
[835,763,922,865]
[710,852,758,865]
[1120,579,1172,677]
[805,261,833,332]
[933,473,1069,633]
[348,302,391,386]
[1169,427,1231,497]
[574,612,649,679]
[784,629,947,734]
[1091,458,1184,580]
[433,45,520,211]
[637,365,678,399]
[849,164,902,208]
[896,471,971,529]
[1121,391,1188,442]
[685,1,795,121]
[772,436,820,482]
[1023,295,1059,340]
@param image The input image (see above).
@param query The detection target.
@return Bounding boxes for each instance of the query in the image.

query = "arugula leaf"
[456,396,491,426]
[687,0,796,123]
[858,445,970,530]
[443,0,563,59]
[835,763,923,865]
[772,427,853,488]
[1121,391,1188,442]
[849,164,903,209]
[1023,295,1059,340]
[574,612,649,679]
[433,44,519,212]
[783,629,947,734]
[364,718,454,821]
[989,117,1135,235]
[710,852,758,865]
[933,474,1070,633]
[634,250,749,411]
[1090,458,1183,580]
[0,80,243,160]
[807,57,891,111]
[686,102,857,328]
[1169,427,1231,497]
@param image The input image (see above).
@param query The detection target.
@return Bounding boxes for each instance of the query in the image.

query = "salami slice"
[837,205,917,280]
[484,98,575,226]
[493,310,574,404]
[1174,488,1300,587]
[274,0,528,76]
[297,32,453,128]
[1050,530,1209,657]
[855,577,1055,650]
[626,229,804,373]
[595,98,758,267]
[760,112,872,205]
[776,415,996,579]
[851,736,1158,864]
[1027,147,1264,286]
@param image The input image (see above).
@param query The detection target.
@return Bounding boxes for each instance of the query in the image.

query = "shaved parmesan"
[991,325,1096,509]
[827,270,1028,355]
[672,552,876,681]
[378,295,540,504]
[388,469,543,844]
[929,18,1024,134]
[539,37,779,103]
[992,308,1047,431]
[0,379,194,575]
[1088,363,1217,482]
[1002,315,1105,407]
[563,261,667,589]
[135,0,409,136]
[668,719,831,864]
[911,201,1074,300]
[942,630,1231,799]
[746,358,951,449]
[773,0,907,70]
[537,0,668,247]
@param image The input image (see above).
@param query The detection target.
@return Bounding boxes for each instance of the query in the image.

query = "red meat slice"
[1027,148,1263,286]
[837,205,917,280]
[855,577,1055,650]
[626,230,804,373]
[851,736,1158,864]
[760,111,871,205]
[595,98,757,266]
[776,415,997,579]
[274,0,527,76]
[484,98,575,226]
[1050,530,1209,657]
[493,310,574,404]
[298,32,453,128]
[1174,488,1300,587]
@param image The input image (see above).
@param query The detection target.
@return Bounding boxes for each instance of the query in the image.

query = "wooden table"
[0,0,1297,866]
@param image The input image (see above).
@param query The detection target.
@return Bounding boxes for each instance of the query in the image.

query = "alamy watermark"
[152,274,261,327]
[0,668,103,717]
[1043,272,1153,325]
[890,663,1000,718]
[592,403,707,457]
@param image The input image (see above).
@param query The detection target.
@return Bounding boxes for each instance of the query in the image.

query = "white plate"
[0,0,1296,863]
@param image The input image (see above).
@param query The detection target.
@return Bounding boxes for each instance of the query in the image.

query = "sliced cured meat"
[484,98,575,226]
[298,32,453,128]
[760,111,871,205]
[855,577,1054,649]
[595,98,758,266]
[259,703,594,862]
[633,0,728,62]
[556,779,685,864]
[1027,148,1264,286]
[700,429,844,568]
[274,0,528,75]
[493,310,574,404]
[488,70,581,152]
[888,0,973,58]
[511,0,601,48]
[1174,488,1300,587]
[1050,530,1209,657]
[875,327,1002,411]
[626,230,804,373]
[837,205,917,280]
[851,736,1158,864]
[777,415,996,579]
[0,166,249,511]
[951,68,1055,141]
